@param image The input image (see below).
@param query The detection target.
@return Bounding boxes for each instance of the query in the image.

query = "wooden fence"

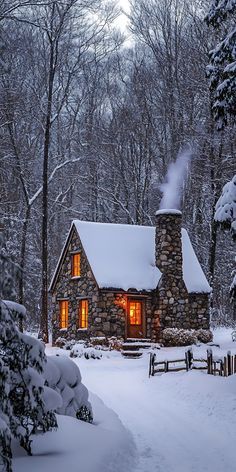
[149,349,236,378]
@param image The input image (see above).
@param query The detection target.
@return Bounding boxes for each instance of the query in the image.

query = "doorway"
[127,299,145,338]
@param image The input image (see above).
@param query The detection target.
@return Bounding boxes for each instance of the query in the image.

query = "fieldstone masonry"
[51,214,210,344]
[153,210,209,341]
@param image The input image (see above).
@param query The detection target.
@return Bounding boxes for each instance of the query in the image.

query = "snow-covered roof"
[70,220,210,294]
[74,221,161,292]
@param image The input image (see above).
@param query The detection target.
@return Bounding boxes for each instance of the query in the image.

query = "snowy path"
[77,354,236,472]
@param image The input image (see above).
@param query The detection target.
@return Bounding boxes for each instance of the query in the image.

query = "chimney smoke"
[159,148,192,210]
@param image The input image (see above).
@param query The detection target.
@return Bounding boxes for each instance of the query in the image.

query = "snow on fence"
[149,349,236,378]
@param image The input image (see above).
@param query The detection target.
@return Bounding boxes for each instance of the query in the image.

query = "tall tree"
[206,0,236,127]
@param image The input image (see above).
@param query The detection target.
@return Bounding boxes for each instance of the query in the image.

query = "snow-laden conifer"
[215,174,236,314]
[206,0,236,127]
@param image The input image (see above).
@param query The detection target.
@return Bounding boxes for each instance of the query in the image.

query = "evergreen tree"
[206,0,236,127]
[215,174,236,317]
[0,229,57,470]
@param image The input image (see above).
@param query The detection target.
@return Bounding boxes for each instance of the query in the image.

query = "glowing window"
[72,253,81,277]
[79,299,88,329]
[129,301,142,325]
[59,300,68,329]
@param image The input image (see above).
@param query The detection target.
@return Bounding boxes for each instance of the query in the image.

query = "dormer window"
[71,253,81,277]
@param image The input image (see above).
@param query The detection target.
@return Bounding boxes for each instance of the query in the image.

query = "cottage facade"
[49,210,211,344]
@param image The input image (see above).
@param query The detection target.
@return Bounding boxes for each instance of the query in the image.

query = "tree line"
[0,0,235,333]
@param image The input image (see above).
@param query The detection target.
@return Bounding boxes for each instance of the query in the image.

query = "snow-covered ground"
[14,328,236,472]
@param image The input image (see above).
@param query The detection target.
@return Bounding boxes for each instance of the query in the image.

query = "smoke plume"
[159,148,192,210]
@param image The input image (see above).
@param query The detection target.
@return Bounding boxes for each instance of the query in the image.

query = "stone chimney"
[155,209,183,279]
[153,209,189,339]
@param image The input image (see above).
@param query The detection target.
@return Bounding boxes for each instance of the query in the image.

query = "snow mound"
[43,355,92,418]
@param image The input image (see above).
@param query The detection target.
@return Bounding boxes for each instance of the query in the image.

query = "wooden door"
[127,299,144,338]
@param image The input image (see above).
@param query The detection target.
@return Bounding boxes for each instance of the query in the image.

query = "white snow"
[215,174,236,233]
[47,328,236,472]
[73,220,211,293]
[181,229,211,293]
[12,329,236,472]
[13,394,135,472]
[74,220,161,291]
[2,300,26,317]
[156,209,182,215]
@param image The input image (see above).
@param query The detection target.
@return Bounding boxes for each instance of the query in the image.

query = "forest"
[0,0,235,333]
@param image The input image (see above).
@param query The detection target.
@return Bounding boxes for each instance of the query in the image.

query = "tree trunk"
[39,37,55,343]
[18,205,31,332]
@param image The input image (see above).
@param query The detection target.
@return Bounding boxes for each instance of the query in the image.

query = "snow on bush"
[70,344,103,359]
[196,329,213,344]
[0,300,58,472]
[162,328,213,347]
[55,336,124,354]
[162,328,198,347]
[215,174,236,238]
[43,355,93,422]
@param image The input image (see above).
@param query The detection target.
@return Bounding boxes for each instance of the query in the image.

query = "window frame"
[71,252,81,278]
[78,299,88,329]
[59,300,69,329]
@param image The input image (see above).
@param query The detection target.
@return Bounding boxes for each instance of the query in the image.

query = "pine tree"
[0,229,57,470]
[215,174,236,317]
[206,0,236,128]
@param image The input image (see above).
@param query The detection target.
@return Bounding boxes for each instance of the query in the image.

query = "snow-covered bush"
[196,329,213,344]
[0,357,12,472]
[55,337,77,349]
[70,344,103,359]
[162,328,198,347]
[56,336,124,353]
[162,328,213,346]
[0,300,58,471]
[43,355,93,422]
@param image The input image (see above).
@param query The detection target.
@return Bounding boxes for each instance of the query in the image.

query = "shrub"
[70,344,102,359]
[196,329,213,344]
[162,328,198,347]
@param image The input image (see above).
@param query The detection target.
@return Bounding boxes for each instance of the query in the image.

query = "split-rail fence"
[149,349,236,378]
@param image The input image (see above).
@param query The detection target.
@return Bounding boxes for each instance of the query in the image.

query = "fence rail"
[149,349,236,378]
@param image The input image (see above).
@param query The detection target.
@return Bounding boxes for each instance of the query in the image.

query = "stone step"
[121,350,143,358]
[122,343,152,351]
[126,338,152,343]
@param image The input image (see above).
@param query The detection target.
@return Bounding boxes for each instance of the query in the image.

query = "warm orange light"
[129,301,141,325]
[72,253,81,277]
[114,296,126,309]
[60,300,68,328]
[79,299,88,328]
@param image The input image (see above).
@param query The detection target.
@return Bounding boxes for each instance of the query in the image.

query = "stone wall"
[51,227,99,344]
[51,227,153,342]
[153,211,189,339]
[152,211,210,341]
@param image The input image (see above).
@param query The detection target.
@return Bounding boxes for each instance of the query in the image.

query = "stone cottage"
[49,210,211,344]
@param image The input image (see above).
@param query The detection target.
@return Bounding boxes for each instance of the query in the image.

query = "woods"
[0,0,235,332]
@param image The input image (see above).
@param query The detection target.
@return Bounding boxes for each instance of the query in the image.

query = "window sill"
[77,328,88,331]
[71,276,81,280]
[59,328,68,332]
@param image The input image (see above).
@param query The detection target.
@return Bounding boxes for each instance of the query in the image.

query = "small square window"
[72,253,81,277]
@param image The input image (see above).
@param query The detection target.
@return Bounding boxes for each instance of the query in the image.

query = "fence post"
[219,360,223,377]
[185,351,189,371]
[149,353,152,378]
[234,355,236,374]
[224,356,227,377]
[207,349,213,375]
[227,351,232,376]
